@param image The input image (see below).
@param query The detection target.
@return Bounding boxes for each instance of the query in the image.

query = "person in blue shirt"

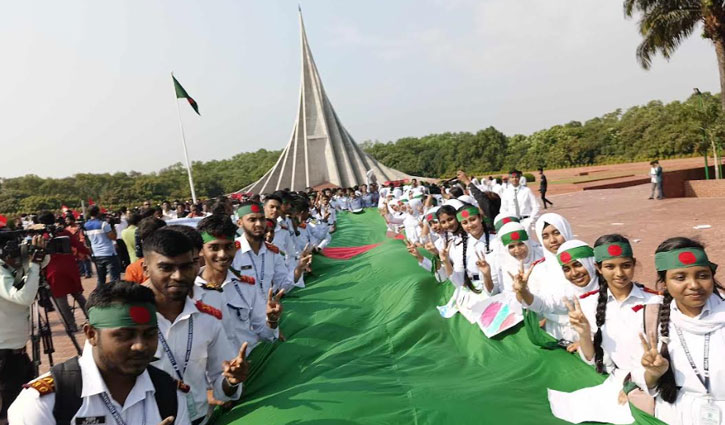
[83,205,121,287]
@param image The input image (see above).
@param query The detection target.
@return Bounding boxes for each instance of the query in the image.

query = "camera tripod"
[29,277,84,378]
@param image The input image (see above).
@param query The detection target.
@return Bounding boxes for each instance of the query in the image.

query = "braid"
[461,232,482,294]
[658,291,677,403]
[593,276,608,374]
[483,228,490,253]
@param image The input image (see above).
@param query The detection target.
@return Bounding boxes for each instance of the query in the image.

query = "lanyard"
[99,393,145,425]
[674,324,711,393]
[247,251,266,293]
[158,316,194,381]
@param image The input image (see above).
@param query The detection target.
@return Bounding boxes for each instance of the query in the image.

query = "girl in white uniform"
[547,235,662,425]
[406,207,449,283]
[497,222,543,294]
[440,204,500,323]
[637,237,725,425]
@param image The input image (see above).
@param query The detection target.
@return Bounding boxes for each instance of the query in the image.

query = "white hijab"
[532,213,574,282]
[556,239,599,296]
[670,294,725,335]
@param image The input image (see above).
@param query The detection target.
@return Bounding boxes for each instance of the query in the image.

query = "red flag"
[88,198,95,206]
[71,210,81,219]
[61,205,69,212]
[0,214,7,228]
[100,207,108,214]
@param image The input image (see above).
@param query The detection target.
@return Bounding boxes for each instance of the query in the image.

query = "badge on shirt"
[239,265,253,270]
[76,417,106,424]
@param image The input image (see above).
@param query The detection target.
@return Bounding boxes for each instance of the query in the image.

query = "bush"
[523,173,536,183]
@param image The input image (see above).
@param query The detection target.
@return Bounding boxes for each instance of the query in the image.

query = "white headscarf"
[670,294,725,335]
[535,213,574,263]
[443,199,464,210]
[556,239,599,294]
[457,194,478,207]
[498,222,542,271]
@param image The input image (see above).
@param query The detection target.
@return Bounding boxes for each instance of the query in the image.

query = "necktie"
[514,188,521,218]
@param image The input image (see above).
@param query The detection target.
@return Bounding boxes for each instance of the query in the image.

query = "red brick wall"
[684,180,725,198]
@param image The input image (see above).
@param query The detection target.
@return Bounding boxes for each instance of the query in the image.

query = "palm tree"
[624,1,725,111]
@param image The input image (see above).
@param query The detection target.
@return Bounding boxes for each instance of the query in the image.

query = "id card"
[700,402,721,425]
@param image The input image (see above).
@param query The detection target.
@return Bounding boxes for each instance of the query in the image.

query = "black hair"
[459,231,482,294]
[449,186,464,198]
[38,211,55,226]
[456,203,489,252]
[265,194,283,205]
[88,205,100,217]
[142,227,192,258]
[197,214,237,240]
[654,237,718,403]
[137,217,166,242]
[127,213,142,227]
[86,280,155,310]
[591,234,632,374]
[165,225,203,252]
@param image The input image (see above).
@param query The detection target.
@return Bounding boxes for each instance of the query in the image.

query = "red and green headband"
[426,213,437,223]
[88,303,157,328]
[494,216,519,232]
[236,203,264,218]
[456,206,480,221]
[201,231,235,244]
[500,229,528,246]
[593,242,633,262]
[654,248,717,271]
[557,245,595,266]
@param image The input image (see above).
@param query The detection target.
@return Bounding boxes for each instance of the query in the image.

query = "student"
[440,204,500,322]
[125,217,167,284]
[513,239,599,344]
[528,213,572,295]
[9,280,191,425]
[500,170,540,234]
[406,207,449,283]
[538,168,554,209]
[497,222,542,294]
[546,235,661,425]
[194,214,283,357]
[637,237,724,425]
[142,228,246,424]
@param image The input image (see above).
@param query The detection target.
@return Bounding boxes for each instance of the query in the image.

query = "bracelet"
[225,377,240,389]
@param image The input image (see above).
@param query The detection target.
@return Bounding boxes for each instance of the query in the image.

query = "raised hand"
[222,341,249,386]
[405,239,423,262]
[266,288,284,329]
[297,250,313,273]
[639,333,669,381]
[508,260,533,294]
[438,244,449,263]
[424,241,439,256]
[563,297,590,337]
[475,251,490,275]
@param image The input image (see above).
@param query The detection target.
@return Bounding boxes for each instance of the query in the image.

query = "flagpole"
[172,73,198,204]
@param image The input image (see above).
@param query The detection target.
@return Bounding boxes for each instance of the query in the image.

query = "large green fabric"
[216,210,666,425]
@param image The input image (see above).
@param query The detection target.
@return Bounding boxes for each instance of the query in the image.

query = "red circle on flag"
[461,210,470,218]
[129,306,151,324]
[607,245,623,256]
[503,217,511,224]
[511,232,520,241]
[427,214,433,222]
[560,252,572,263]
[678,251,697,265]
[235,241,241,250]
[251,204,261,213]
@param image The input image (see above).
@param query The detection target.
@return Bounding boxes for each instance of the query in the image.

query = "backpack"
[50,357,178,425]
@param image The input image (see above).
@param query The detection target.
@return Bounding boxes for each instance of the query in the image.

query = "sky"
[0,0,719,178]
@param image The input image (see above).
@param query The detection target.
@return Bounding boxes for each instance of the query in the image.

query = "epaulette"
[280,224,288,230]
[579,289,599,299]
[635,283,663,296]
[531,258,545,267]
[265,242,280,254]
[298,222,307,229]
[229,268,255,284]
[195,300,222,320]
[23,375,55,395]
[632,304,644,313]
[199,282,223,292]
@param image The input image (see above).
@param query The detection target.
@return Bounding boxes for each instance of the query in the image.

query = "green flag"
[172,74,200,115]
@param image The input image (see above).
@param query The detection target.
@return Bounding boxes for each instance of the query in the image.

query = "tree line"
[0,92,721,216]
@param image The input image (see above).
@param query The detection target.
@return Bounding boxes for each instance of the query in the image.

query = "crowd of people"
[0,169,721,425]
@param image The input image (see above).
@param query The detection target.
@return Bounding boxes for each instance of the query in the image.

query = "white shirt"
[9,342,191,425]
[152,297,241,422]
[232,235,296,299]
[194,269,278,356]
[0,261,40,349]
[501,185,540,219]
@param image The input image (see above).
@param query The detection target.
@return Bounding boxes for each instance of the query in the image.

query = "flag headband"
[501,230,528,246]
[201,231,235,244]
[654,248,717,272]
[593,242,633,263]
[236,203,264,218]
[426,213,437,223]
[456,206,480,221]
[557,245,594,266]
[495,216,519,232]
[88,303,157,329]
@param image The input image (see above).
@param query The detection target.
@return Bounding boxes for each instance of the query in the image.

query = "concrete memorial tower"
[243,9,412,193]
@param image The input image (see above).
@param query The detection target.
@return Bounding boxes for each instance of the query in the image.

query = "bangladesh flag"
[209,212,665,425]
[173,74,200,115]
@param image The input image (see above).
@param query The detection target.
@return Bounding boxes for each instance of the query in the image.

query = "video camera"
[0,224,71,262]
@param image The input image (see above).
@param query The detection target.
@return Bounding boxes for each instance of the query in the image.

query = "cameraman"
[38,211,89,332]
[0,233,45,422]
[83,205,120,287]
